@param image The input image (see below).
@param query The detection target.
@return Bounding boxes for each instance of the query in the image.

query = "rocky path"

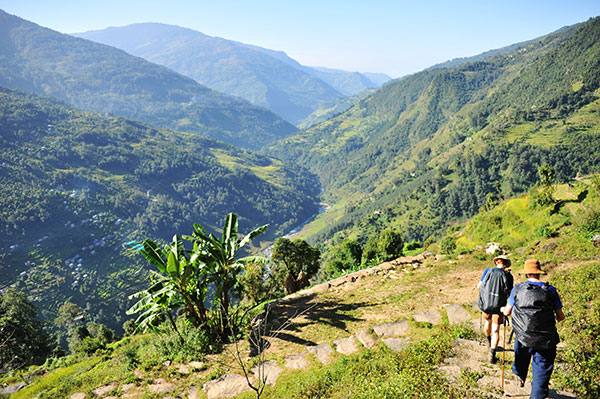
[440,333,576,398]
[68,253,576,399]
[68,304,477,399]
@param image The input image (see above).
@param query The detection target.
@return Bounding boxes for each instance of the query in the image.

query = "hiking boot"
[489,349,497,364]
[518,376,525,387]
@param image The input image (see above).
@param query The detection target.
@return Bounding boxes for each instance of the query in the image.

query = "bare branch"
[224,300,318,399]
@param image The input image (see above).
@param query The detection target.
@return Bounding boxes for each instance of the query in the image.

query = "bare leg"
[491,322,500,349]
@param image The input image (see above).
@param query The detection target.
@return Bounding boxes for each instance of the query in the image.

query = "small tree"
[55,301,85,329]
[322,239,363,279]
[272,238,320,295]
[532,163,556,207]
[187,213,268,338]
[538,163,556,187]
[481,193,499,212]
[440,236,457,255]
[377,229,403,261]
[87,322,114,344]
[0,289,52,370]
[241,262,274,305]
[361,235,379,266]
[67,325,90,353]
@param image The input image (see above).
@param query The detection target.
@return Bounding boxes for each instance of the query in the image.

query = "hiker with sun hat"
[502,259,566,399]
[478,254,514,364]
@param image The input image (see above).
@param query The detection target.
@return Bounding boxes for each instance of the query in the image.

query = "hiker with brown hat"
[501,259,566,399]
[477,254,514,364]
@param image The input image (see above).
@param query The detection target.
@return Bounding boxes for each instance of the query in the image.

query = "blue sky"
[1,0,599,77]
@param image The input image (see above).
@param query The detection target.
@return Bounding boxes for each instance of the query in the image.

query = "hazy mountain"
[306,66,384,96]
[242,43,392,94]
[0,87,319,329]
[0,10,296,150]
[74,23,343,125]
[74,23,391,124]
[269,17,600,247]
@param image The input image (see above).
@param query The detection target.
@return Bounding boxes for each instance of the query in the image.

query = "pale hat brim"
[493,255,511,267]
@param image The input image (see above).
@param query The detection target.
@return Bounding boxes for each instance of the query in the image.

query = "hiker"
[477,254,513,364]
[501,259,566,399]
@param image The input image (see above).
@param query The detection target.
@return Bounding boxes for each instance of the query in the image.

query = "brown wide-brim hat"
[518,259,547,275]
[493,255,511,267]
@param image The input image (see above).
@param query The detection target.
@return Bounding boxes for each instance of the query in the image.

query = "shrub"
[440,236,457,255]
[151,322,213,363]
[553,264,600,399]
[590,174,600,193]
[122,347,139,370]
[76,337,105,355]
[576,208,600,238]
[403,240,422,252]
[529,185,555,208]
[534,223,554,239]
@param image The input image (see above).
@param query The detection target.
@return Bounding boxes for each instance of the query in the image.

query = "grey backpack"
[478,268,512,314]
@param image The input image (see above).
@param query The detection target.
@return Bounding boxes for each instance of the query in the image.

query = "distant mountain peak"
[0,11,297,150]
[74,22,391,125]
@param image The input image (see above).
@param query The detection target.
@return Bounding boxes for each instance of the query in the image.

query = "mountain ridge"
[0,10,296,150]
[73,22,391,125]
[268,16,600,252]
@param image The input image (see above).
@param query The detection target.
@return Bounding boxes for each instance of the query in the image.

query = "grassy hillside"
[0,10,296,150]
[297,89,376,130]
[5,178,598,399]
[267,17,600,256]
[0,87,319,331]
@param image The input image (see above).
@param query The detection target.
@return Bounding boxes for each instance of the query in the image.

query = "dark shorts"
[482,312,505,325]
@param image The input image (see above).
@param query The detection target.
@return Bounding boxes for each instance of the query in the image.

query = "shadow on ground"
[265,293,378,345]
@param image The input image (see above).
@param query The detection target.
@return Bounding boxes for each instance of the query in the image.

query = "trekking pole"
[501,317,507,392]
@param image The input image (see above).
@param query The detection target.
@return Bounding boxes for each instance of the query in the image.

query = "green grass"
[553,263,600,399]
[237,326,470,399]
[11,359,100,399]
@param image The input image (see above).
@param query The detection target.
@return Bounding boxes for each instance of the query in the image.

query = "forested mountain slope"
[74,23,343,125]
[268,17,600,249]
[75,23,391,125]
[0,87,319,330]
[0,10,296,150]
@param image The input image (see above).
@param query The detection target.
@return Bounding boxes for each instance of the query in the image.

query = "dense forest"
[0,87,320,331]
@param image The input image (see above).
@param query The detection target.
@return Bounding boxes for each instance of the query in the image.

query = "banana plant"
[126,271,184,341]
[186,213,268,337]
[127,234,211,334]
